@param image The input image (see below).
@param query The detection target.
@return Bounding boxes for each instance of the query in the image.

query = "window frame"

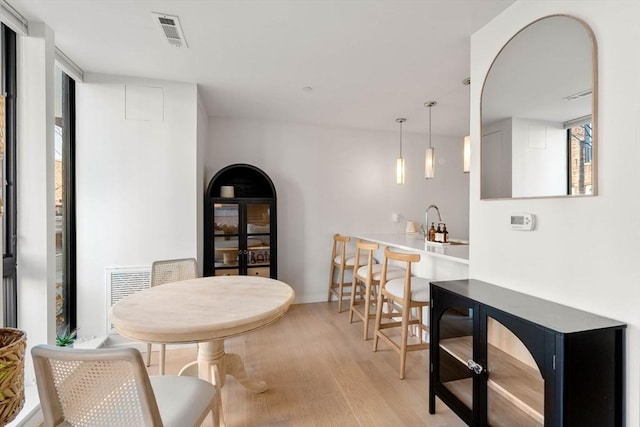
[2,24,17,327]
[566,122,593,196]
[56,69,77,332]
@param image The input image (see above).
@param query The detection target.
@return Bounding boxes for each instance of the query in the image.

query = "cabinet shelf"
[439,336,472,364]
[248,245,270,250]
[443,378,542,427]
[440,336,544,424]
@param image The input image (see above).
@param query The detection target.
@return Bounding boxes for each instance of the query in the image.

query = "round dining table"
[110,275,295,426]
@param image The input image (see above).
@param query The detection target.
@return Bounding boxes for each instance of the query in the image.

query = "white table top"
[110,276,295,344]
[354,233,469,265]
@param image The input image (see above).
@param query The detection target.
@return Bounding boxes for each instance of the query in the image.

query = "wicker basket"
[0,328,25,426]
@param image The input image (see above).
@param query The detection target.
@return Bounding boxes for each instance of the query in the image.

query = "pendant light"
[396,118,406,184]
[463,135,471,173]
[463,77,471,173]
[424,101,437,179]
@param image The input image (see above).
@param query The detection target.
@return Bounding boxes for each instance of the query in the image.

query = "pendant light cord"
[400,120,403,157]
[396,118,406,157]
[424,101,436,149]
[428,106,432,149]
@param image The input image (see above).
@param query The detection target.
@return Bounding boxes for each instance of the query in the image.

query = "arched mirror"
[481,15,597,199]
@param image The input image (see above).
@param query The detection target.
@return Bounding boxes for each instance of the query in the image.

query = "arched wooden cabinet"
[204,164,277,278]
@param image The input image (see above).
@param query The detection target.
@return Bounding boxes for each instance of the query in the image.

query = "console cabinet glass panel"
[438,305,474,418]
[486,317,544,427]
[205,164,277,278]
[434,297,545,425]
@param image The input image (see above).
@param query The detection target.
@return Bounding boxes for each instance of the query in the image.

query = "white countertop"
[354,233,469,265]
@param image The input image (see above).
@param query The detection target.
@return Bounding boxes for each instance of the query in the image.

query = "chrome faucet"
[424,204,442,239]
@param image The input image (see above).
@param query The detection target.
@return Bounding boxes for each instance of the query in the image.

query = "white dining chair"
[31,344,217,427]
[147,257,198,374]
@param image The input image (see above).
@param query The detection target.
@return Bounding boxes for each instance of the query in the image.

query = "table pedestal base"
[178,339,268,426]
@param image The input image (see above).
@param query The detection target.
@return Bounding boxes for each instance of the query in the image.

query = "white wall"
[482,116,568,199]
[481,118,512,198]
[512,117,566,197]
[471,1,640,425]
[76,74,200,338]
[207,117,470,302]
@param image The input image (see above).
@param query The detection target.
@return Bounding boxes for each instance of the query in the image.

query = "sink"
[426,239,469,246]
[448,240,469,246]
[406,234,469,245]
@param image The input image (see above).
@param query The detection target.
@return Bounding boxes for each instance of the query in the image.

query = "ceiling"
[10,0,515,136]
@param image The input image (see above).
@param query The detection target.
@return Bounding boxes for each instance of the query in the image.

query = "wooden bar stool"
[349,240,405,340]
[327,234,369,312]
[373,247,431,379]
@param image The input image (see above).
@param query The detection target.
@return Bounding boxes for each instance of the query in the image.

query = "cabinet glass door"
[213,203,240,274]
[213,203,239,235]
[438,306,474,412]
[245,203,271,277]
[486,316,544,427]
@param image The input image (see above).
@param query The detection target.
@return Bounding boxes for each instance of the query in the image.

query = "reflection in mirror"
[481,15,597,199]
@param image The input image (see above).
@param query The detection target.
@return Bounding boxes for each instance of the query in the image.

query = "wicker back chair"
[31,344,216,427]
[147,258,198,374]
[151,258,198,286]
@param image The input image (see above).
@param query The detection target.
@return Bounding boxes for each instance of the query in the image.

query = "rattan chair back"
[147,258,198,374]
[32,345,164,426]
[151,258,198,287]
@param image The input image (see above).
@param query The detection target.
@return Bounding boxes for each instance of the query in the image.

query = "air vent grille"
[562,89,592,102]
[151,12,188,48]
[158,17,174,26]
[105,266,151,333]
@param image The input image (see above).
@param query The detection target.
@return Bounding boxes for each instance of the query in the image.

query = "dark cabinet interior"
[204,164,277,278]
[429,279,625,427]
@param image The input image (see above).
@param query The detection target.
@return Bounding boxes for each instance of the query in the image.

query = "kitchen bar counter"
[353,233,469,281]
[354,233,469,264]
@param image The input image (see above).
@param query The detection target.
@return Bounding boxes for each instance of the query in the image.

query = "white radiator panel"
[105,266,150,333]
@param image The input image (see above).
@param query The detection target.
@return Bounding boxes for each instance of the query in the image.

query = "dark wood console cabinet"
[429,279,625,427]
[204,164,277,278]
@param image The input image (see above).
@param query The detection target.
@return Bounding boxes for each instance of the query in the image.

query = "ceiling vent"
[562,89,592,102]
[151,12,188,48]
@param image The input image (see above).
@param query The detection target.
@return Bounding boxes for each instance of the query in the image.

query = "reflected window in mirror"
[480,15,597,199]
[568,121,593,195]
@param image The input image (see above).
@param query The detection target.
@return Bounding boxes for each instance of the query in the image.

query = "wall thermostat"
[510,213,535,231]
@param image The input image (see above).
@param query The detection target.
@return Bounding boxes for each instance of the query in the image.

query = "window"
[54,67,76,333]
[2,24,17,327]
[567,122,593,195]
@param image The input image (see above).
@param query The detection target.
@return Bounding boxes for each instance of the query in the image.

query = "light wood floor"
[148,301,466,427]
